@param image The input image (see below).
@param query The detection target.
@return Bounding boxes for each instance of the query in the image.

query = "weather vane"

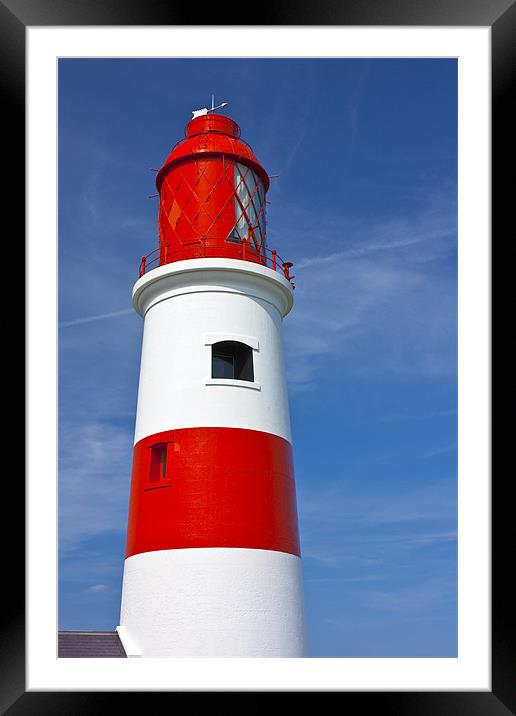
[191,94,228,119]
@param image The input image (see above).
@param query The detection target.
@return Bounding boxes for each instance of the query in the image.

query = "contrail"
[296,229,454,269]
[59,309,133,328]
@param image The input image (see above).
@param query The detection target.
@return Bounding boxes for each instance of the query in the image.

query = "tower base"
[119,547,305,657]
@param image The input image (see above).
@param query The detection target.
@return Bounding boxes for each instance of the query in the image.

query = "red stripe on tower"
[126,427,300,558]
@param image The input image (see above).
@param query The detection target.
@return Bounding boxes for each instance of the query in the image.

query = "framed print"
[7,0,510,710]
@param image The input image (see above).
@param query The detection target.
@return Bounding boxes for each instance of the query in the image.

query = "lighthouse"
[117,104,305,657]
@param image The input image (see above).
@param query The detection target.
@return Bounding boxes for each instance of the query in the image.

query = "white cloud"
[298,475,456,569]
[282,200,457,391]
[300,474,456,529]
[85,584,108,594]
[59,421,133,551]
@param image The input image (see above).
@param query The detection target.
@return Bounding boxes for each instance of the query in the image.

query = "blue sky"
[58,58,457,657]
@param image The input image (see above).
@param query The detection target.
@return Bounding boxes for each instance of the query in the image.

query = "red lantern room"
[139,105,294,287]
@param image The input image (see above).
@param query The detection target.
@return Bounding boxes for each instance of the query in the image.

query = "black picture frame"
[8,0,508,711]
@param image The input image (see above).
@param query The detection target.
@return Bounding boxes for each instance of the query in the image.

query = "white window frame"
[204,333,260,389]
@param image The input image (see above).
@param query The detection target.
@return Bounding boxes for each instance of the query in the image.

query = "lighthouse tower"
[118,105,305,657]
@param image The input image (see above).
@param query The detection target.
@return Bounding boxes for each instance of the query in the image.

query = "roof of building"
[58,631,127,658]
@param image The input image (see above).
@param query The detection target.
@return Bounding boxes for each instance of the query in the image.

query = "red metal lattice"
[158,157,267,252]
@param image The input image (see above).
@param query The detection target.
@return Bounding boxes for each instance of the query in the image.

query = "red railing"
[138,238,295,288]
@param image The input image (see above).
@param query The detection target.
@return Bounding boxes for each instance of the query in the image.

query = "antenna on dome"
[191,95,228,119]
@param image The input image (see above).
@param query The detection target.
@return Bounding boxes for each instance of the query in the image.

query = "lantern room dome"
[156,114,269,192]
[186,113,240,138]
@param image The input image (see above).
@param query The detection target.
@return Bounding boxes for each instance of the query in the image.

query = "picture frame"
[9,0,508,709]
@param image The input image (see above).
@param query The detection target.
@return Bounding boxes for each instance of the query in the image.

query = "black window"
[211,341,254,382]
